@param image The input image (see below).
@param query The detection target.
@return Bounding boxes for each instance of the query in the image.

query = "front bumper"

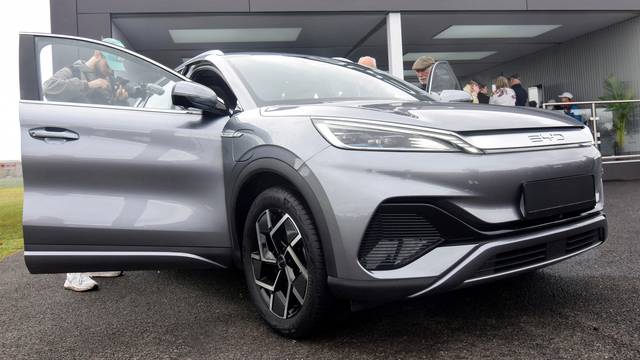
[328,212,606,301]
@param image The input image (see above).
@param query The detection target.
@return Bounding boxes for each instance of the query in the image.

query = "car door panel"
[19,34,230,273]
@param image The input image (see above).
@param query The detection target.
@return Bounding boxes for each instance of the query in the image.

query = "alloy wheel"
[250,208,309,319]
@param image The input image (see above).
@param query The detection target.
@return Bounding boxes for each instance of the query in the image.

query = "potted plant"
[599,75,635,154]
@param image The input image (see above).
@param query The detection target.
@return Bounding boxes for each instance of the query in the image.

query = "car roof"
[176,51,354,72]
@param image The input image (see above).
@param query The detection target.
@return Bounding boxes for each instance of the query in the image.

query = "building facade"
[48,0,640,178]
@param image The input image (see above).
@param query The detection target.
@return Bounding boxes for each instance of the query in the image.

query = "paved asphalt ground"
[1,181,639,359]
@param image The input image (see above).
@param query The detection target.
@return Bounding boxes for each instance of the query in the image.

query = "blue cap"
[100,38,126,72]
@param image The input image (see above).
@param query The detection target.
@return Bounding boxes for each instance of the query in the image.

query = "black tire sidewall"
[241,187,329,337]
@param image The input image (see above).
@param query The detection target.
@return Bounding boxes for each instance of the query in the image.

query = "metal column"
[386,12,404,80]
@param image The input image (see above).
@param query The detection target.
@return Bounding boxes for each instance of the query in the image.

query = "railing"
[542,99,640,164]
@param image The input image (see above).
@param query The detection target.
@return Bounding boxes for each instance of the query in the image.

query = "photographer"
[43,38,130,107]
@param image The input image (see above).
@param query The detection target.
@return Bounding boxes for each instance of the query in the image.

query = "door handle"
[29,127,79,141]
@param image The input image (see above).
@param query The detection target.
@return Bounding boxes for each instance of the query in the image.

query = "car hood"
[260,100,582,133]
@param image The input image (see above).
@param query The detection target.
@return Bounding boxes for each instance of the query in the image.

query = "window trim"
[20,99,203,115]
[19,34,41,101]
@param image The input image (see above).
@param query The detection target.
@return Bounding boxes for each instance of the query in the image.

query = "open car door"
[426,61,472,103]
[19,33,231,273]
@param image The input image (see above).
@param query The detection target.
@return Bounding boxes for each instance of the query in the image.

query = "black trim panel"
[327,276,437,302]
[19,34,40,101]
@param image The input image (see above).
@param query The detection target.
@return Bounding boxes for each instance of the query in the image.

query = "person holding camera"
[43,38,130,107]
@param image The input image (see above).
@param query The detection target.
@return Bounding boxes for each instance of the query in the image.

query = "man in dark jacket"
[509,74,528,106]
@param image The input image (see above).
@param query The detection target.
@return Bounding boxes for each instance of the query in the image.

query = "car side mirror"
[172,81,219,112]
[438,90,473,103]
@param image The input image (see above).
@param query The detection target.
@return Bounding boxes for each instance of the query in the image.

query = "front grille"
[473,229,601,278]
[358,209,443,271]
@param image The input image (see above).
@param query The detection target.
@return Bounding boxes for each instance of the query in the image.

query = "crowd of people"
[462,74,529,107]
[357,55,584,123]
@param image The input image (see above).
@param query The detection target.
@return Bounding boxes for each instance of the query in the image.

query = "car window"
[429,62,461,94]
[225,55,430,106]
[35,37,182,110]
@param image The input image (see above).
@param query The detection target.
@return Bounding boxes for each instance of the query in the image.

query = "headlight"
[312,118,482,153]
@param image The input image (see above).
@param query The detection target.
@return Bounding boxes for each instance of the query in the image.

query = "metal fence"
[542,100,640,164]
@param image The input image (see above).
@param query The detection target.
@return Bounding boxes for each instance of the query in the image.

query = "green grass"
[0,184,24,260]
[0,177,23,188]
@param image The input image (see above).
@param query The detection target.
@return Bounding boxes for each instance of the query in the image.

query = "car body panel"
[20,101,233,272]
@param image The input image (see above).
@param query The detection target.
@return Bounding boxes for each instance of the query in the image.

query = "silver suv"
[19,34,607,337]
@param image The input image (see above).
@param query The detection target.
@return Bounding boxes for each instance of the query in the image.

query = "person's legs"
[64,273,98,292]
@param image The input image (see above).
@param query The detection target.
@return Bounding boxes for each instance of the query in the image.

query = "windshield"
[225,55,432,106]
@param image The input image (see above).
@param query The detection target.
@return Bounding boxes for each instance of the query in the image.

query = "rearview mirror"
[172,81,218,112]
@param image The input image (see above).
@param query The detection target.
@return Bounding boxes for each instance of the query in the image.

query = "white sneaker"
[86,271,123,278]
[64,273,98,292]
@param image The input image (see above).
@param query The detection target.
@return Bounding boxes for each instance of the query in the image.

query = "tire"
[242,186,333,337]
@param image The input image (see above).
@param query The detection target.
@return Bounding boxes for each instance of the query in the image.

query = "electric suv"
[19,34,607,336]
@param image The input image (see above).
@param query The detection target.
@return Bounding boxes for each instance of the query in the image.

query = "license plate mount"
[522,175,595,219]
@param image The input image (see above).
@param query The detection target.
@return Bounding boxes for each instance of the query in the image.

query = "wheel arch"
[229,155,338,277]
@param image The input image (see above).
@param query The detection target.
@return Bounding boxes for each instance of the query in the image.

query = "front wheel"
[242,187,333,337]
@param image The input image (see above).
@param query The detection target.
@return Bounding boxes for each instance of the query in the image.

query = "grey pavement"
[1,181,639,359]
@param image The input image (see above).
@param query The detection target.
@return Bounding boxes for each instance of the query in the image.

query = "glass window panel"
[35,37,181,110]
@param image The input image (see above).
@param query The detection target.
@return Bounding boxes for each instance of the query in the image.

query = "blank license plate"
[523,175,595,218]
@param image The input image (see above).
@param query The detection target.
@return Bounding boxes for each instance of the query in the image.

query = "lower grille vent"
[476,244,547,275]
[359,209,443,271]
[566,230,599,253]
[474,229,601,278]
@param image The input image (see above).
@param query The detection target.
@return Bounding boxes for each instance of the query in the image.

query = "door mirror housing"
[172,81,219,113]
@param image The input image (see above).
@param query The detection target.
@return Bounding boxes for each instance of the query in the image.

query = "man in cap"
[357,56,377,69]
[508,74,528,106]
[412,56,435,90]
[43,37,129,106]
[558,92,583,123]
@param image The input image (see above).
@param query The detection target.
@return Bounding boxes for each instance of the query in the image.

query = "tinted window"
[226,55,430,106]
[36,37,181,110]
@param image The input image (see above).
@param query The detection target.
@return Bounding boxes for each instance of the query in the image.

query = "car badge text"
[528,133,566,143]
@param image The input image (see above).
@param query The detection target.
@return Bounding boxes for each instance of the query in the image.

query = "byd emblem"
[528,133,566,143]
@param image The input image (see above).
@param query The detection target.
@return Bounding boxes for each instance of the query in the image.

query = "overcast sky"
[1,0,50,160]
